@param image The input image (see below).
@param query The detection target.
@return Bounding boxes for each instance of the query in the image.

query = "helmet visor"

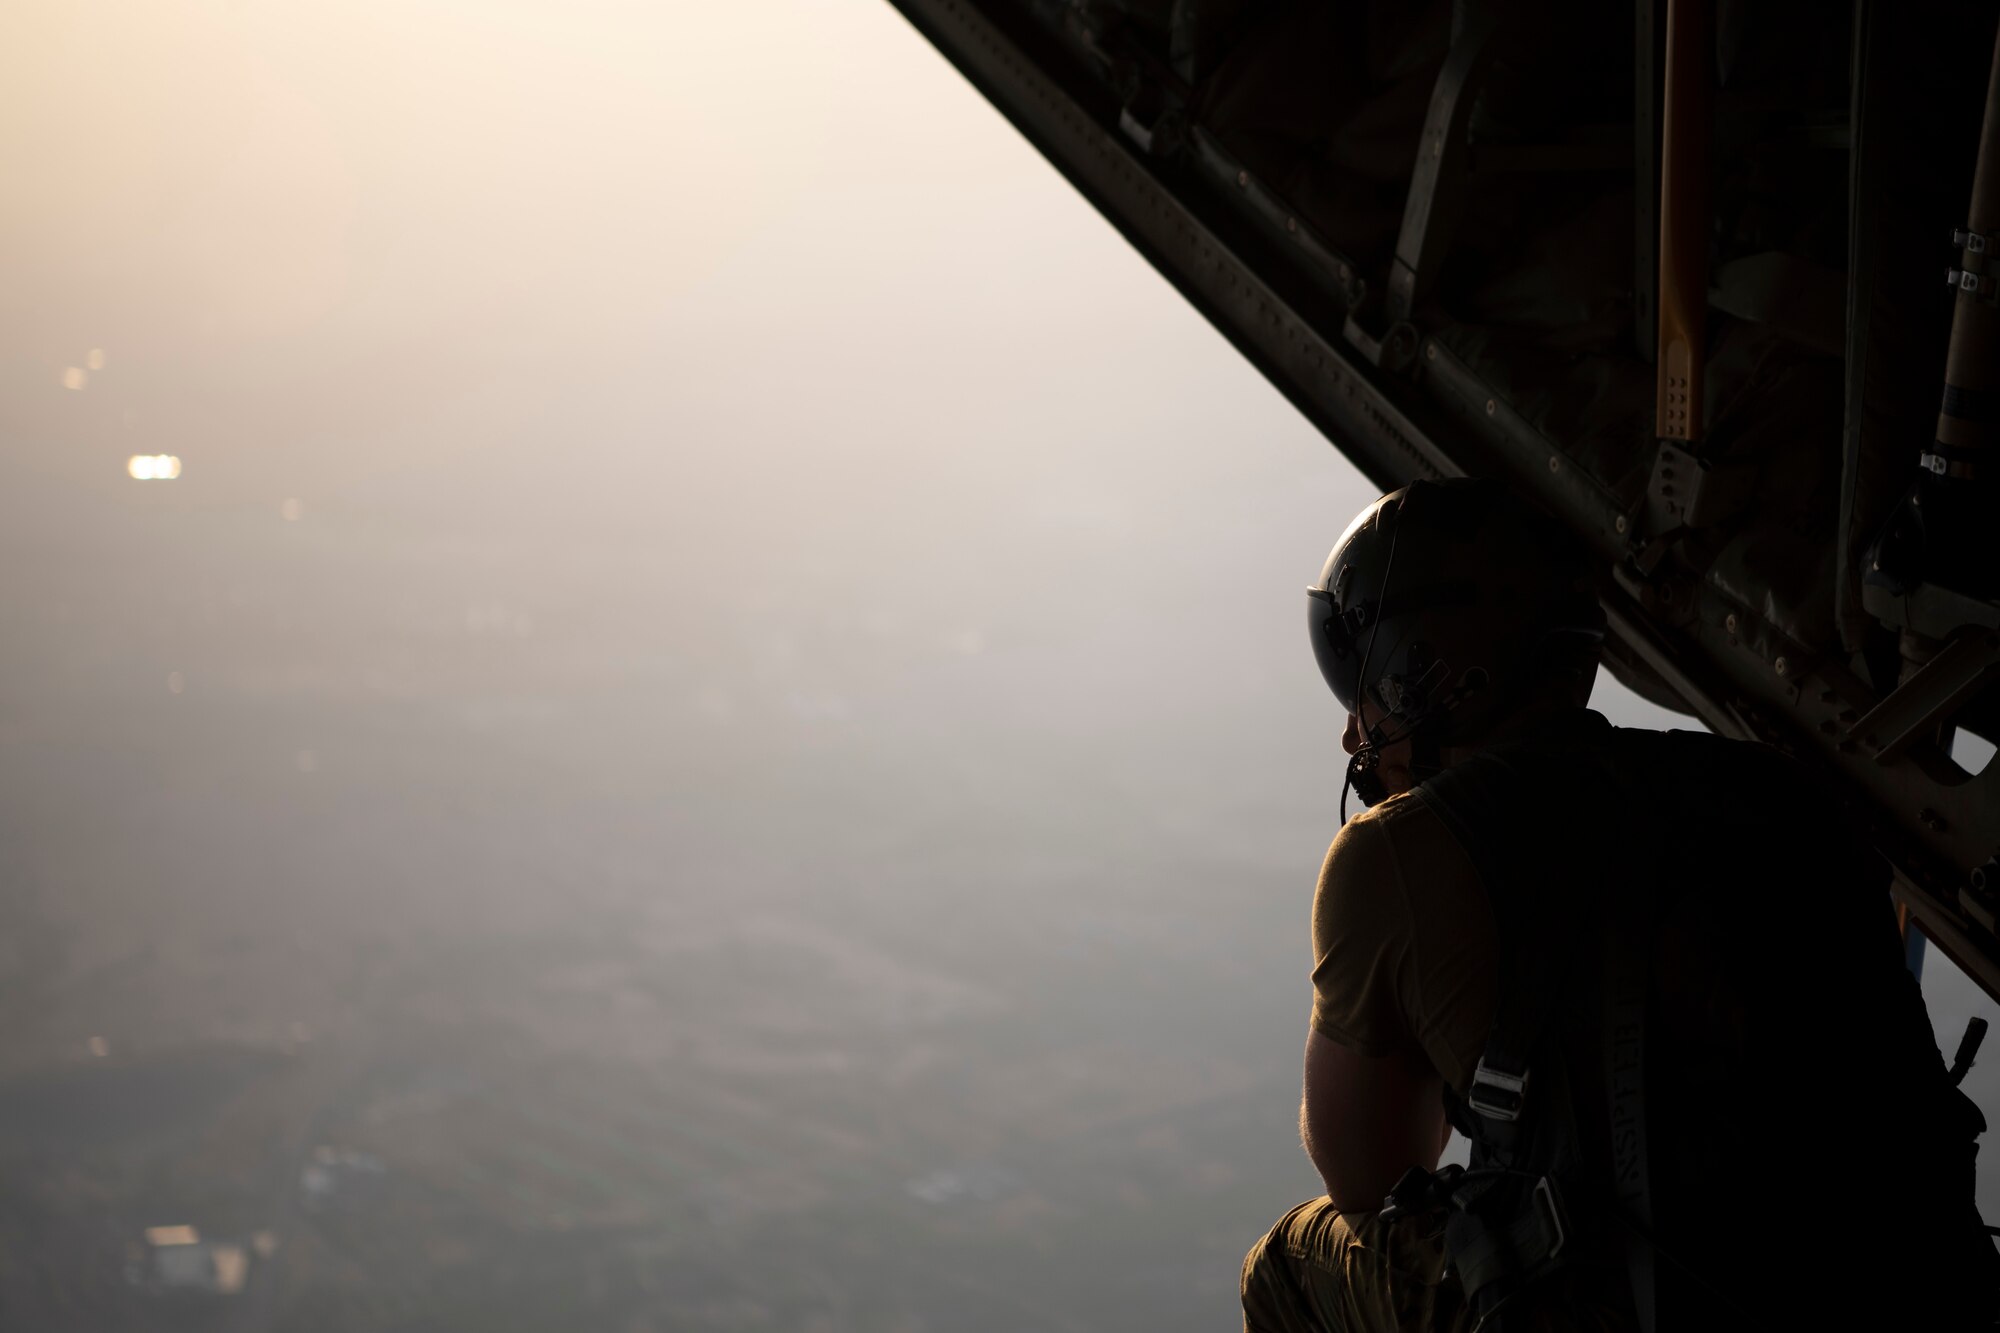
[1306,586,1361,713]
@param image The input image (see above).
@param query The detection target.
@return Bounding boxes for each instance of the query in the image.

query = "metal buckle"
[1533,1177,1567,1261]
[1467,1056,1529,1122]
[1921,451,1978,480]
[1947,268,1999,299]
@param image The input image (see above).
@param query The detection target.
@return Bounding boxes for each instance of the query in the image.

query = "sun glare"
[127,455,183,480]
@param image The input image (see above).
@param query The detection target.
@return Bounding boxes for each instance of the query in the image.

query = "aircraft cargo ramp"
[886,0,2000,1002]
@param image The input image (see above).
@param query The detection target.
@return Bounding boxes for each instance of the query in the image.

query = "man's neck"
[1439,703,1594,769]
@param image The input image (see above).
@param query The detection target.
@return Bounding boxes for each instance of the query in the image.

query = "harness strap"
[1414,754,1578,1169]
[1604,873,1657,1333]
[1413,750,1590,1332]
[1447,1176,1571,1302]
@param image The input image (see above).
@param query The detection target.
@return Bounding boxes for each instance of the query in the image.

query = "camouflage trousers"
[1240,1197,1468,1333]
[1241,1198,1635,1333]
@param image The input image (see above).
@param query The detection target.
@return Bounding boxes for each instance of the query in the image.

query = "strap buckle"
[1921,450,1980,480]
[1947,267,2000,300]
[1533,1177,1568,1261]
[1380,1162,1464,1221]
[1467,1055,1529,1122]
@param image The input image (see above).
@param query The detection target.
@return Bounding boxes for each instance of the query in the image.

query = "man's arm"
[1299,1027,1449,1212]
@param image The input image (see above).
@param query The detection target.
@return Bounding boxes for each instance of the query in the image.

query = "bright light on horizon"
[127,454,182,480]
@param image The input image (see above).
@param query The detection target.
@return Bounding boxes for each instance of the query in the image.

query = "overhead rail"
[886,0,2000,1003]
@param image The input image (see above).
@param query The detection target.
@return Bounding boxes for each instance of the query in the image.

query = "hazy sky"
[0,0,1690,734]
[3,3,1996,1324]
[2,2,1140,499]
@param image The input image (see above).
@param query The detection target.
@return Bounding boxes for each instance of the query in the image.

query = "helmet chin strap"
[1340,712,1415,821]
[1407,729,1446,786]
[1336,690,1467,822]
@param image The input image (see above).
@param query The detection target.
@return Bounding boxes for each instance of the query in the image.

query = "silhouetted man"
[1241,478,1997,1331]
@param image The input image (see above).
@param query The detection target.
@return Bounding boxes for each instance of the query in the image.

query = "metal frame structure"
[885,0,2000,1001]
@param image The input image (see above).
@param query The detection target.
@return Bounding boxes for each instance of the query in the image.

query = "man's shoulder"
[1341,790,1450,836]
[1326,792,1442,860]
[1322,792,1478,891]
[1314,795,1497,1087]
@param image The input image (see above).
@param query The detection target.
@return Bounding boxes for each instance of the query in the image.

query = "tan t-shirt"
[1309,790,1498,1095]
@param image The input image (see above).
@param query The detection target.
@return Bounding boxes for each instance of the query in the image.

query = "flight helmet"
[1308,478,1605,806]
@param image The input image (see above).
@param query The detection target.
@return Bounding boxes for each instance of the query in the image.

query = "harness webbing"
[1602,853,1657,1333]
[1395,719,2000,1329]
[1410,727,1657,1332]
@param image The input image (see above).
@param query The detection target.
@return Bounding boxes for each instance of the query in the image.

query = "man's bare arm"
[1299,1028,1448,1212]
